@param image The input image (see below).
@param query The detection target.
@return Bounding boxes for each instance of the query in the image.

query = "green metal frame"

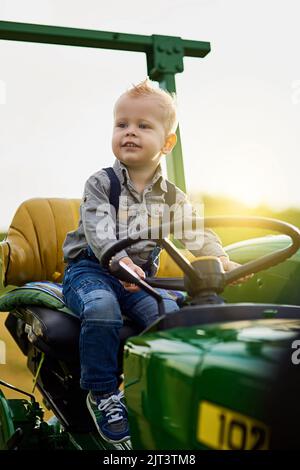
[0,20,211,191]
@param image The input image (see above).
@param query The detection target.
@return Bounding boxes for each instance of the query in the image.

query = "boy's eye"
[117,122,127,128]
[139,123,149,129]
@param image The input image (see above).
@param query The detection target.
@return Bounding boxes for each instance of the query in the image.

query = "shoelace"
[98,390,125,424]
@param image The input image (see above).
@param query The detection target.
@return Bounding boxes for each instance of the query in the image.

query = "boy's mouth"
[122,142,141,148]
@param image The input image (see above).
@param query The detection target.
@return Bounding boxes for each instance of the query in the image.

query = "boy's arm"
[172,192,254,284]
[81,172,129,264]
[172,189,228,259]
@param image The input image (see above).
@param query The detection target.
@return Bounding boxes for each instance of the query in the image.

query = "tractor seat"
[0,197,191,363]
[0,278,184,363]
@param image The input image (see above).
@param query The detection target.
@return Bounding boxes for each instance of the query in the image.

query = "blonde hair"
[116,78,178,136]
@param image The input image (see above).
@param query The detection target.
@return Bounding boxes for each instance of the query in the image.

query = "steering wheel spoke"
[161,237,200,283]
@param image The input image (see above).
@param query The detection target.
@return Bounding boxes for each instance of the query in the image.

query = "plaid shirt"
[63,159,227,269]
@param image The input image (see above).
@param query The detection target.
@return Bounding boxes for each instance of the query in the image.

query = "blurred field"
[194,194,300,246]
[1,195,299,421]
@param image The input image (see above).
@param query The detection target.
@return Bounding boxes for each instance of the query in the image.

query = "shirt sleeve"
[172,188,228,258]
[81,172,128,264]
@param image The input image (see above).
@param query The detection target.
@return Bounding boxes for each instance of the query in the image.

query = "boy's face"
[112,95,175,169]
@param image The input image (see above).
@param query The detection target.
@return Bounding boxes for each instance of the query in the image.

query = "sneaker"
[86,390,130,443]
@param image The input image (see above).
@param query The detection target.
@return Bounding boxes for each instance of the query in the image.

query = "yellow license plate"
[197,401,270,450]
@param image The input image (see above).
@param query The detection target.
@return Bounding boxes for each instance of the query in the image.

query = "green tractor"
[1,21,300,451]
[1,211,300,450]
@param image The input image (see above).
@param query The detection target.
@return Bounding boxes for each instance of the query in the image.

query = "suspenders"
[89,167,177,275]
[102,167,176,219]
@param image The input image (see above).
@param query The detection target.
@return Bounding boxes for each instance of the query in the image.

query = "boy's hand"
[119,257,145,292]
[219,256,254,286]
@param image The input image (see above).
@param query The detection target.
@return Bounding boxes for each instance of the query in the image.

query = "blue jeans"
[62,257,179,393]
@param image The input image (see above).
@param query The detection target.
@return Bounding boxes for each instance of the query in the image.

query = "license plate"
[197,401,270,450]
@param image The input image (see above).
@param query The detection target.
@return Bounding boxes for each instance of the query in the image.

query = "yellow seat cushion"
[156,248,195,277]
[0,198,80,287]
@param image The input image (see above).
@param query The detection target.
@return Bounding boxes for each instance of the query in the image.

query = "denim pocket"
[75,278,100,291]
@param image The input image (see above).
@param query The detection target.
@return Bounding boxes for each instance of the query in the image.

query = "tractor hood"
[124,315,300,450]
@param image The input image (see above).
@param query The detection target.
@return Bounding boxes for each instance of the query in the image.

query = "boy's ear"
[162,133,177,154]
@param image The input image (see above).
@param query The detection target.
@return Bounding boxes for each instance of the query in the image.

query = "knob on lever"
[109,259,166,317]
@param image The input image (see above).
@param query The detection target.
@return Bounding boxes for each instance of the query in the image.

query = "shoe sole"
[86,392,130,445]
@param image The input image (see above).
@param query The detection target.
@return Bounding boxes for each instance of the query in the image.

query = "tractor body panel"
[124,316,300,449]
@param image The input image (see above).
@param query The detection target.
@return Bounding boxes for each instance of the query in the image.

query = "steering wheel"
[101,217,300,298]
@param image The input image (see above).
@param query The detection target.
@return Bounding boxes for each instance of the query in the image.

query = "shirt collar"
[113,159,129,185]
[112,159,168,192]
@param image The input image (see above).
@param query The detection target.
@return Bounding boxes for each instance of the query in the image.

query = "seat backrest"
[0,198,80,287]
[0,197,195,288]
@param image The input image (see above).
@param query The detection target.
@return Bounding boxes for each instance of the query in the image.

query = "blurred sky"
[0,0,299,230]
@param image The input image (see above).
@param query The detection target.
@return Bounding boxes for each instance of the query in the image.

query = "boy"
[62,79,247,444]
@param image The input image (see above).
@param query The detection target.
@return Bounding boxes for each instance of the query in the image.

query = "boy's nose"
[125,127,136,136]
[126,131,136,136]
